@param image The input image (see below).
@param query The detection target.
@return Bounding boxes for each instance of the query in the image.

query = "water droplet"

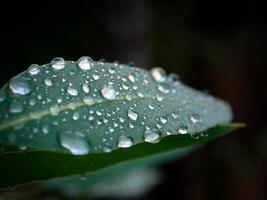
[148,104,154,110]
[28,64,40,75]
[51,57,65,70]
[156,95,163,102]
[178,126,188,134]
[101,85,116,100]
[118,136,133,148]
[151,67,166,82]
[103,146,112,153]
[9,101,23,113]
[44,78,53,86]
[82,83,90,93]
[9,78,31,95]
[160,117,167,124]
[0,92,6,102]
[72,112,80,120]
[77,56,93,70]
[128,74,135,83]
[167,73,180,83]
[49,105,60,116]
[108,67,117,74]
[83,96,94,105]
[42,125,49,134]
[67,87,79,96]
[189,113,200,124]
[128,109,138,121]
[158,83,170,94]
[171,111,179,119]
[92,73,100,80]
[59,131,90,155]
[144,130,160,143]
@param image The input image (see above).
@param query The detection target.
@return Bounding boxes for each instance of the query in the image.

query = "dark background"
[0,1,266,199]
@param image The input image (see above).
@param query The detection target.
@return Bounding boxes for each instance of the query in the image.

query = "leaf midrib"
[0,95,162,132]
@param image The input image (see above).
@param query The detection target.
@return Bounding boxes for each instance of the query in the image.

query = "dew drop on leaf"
[101,85,116,100]
[178,126,188,134]
[9,78,31,95]
[117,136,133,148]
[82,83,90,93]
[128,108,139,121]
[67,87,79,96]
[9,101,23,113]
[83,96,94,105]
[28,64,40,76]
[150,67,166,82]
[189,113,201,124]
[50,57,65,70]
[144,130,160,143]
[77,56,93,71]
[59,131,90,155]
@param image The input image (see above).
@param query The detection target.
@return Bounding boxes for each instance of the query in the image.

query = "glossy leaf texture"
[0,57,238,188]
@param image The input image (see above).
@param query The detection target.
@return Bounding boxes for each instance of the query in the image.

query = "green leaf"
[0,57,239,188]
[0,123,242,189]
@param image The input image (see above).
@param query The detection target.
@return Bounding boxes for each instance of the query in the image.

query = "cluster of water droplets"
[0,56,230,156]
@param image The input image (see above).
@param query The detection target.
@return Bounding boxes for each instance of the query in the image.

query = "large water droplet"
[28,64,40,75]
[9,101,23,113]
[59,131,90,155]
[101,85,116,100]
[118,136,133,148]
[67,87,79,96]
[9,78,31,95]
[49,105,60,116]
[92,73,100,80]
[77,56,93,71]
[72,112,80,120]
[144,130,160,143]
[151,67,166,82]
[51,57,65,70]
[128,109,138,121]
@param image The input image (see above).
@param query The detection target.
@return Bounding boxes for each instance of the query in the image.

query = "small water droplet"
[9,78,31,95]
[103,146,112,153]
[189,113,200,124]
[118,136,133,148]
[59,131,90,155]
[72,112,80,120]
[44,78,53,86]
[51,57,65,70]
[82,83,90,93]
[151,67,166,82]
[67,87,79,96]
[160,117,167,124]
[101,85,116,100]
[156,95,163,102]
[158,83,170,94]
[171,111,179,119]
[83,96,94,105]
[128,109,138,121]
[148,104,154,110]
[108,67,117,74]
[92,73,100,80]
[9,101,23,113]
[42,125,49,134]
[144,130,160,143]
[77,56,93,70]
[28,64,40,75]
[178,126,188,134]
[49,105,60,116]
[128,74,135,83]
[167,73,180,83]
[0,92,6,102]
